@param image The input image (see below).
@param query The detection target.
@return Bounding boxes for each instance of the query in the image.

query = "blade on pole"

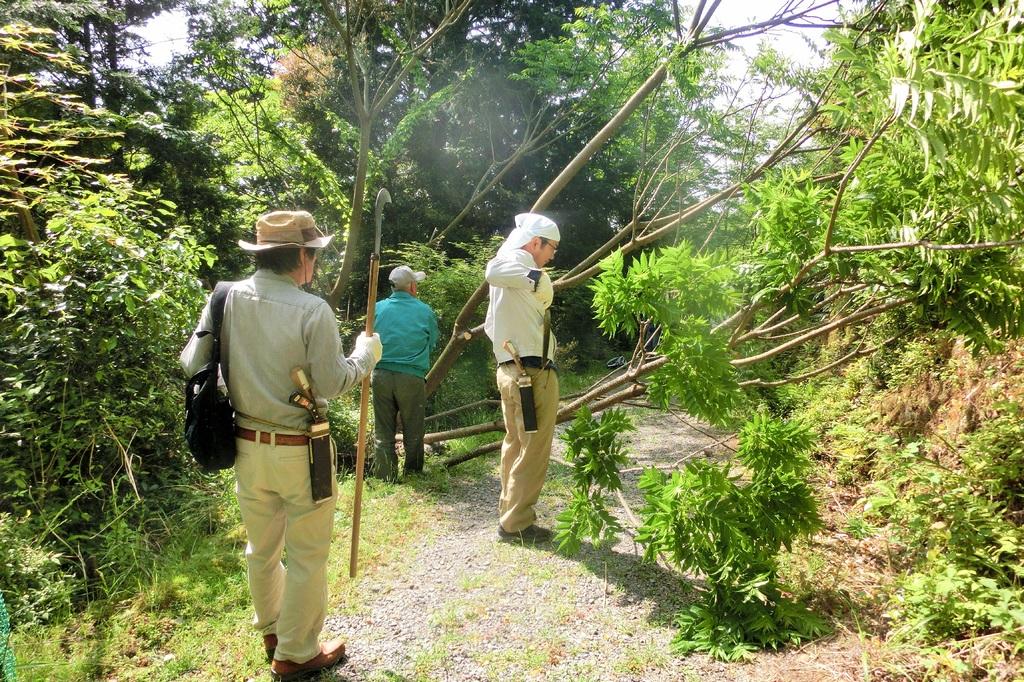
[373,188,391,255]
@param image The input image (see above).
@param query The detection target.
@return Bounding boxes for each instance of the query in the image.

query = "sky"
[129,9,189,68]
[131,0,850,69]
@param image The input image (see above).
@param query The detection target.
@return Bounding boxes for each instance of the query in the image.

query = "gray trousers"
[371,368,426,481]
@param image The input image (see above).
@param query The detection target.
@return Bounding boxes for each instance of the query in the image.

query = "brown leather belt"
[235,426,309,446]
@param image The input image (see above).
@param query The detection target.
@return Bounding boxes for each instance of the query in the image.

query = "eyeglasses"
[540,238,559,254]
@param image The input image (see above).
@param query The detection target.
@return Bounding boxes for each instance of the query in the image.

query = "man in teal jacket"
[372,265,439,481]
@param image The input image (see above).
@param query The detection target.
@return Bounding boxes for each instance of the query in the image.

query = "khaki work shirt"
[180,269,375,432]
[484,248,556,364]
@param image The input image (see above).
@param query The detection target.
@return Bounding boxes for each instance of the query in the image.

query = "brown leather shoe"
[270,638,346,681]
[263,634,277,663]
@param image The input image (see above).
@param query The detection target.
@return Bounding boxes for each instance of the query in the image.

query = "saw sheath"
[517,374,538,433]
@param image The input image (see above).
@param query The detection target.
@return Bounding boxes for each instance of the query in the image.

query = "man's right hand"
[354,332,383,363]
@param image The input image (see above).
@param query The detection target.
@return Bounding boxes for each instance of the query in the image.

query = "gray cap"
[389,265,426,289]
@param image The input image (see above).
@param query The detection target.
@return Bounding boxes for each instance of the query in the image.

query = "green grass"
[612,636,671,676]
[11,470,447,681]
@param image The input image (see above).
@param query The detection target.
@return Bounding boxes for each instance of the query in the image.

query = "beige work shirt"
[484,248,556,364]
[180,269,375,432]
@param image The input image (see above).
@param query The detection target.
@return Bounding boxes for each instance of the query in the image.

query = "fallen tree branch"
[830,238,1024,254]
[442,439,503,468]
[738,335,897,387]
[731,296,912,367]
[426,399,501,424]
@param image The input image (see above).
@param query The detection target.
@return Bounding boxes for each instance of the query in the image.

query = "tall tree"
[429,0,1024,461]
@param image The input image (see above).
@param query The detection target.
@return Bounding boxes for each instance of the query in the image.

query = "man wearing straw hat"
[180,210,382,680]
[484,212,560,543]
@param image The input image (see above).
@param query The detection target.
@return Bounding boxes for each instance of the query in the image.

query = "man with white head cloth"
[484,212,560,542]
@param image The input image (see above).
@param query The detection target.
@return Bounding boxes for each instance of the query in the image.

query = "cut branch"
[731,296,913,367]
[830,238,1024,253]
[738,335,897,387]
[733,284,869,345]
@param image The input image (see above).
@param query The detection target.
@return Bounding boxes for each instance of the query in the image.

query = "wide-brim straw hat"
[239,210,334,251]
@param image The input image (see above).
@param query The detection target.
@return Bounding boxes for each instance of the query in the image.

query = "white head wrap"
[497,213,560,256]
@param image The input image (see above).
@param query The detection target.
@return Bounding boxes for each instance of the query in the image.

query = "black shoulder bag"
[183,282,236,473]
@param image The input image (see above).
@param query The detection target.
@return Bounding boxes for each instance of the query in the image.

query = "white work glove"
[354,332,383,363]
[532,270,553,309]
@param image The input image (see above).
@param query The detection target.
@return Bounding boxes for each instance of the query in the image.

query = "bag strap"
[209,281,233,378]
[541,308,551,369]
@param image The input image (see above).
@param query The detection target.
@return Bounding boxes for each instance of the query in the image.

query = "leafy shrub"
[553,407,633,554]
[326,394,361,459]
[636,415,828,660]
[892,559,1024,642]
[1,201,209,602]
[962,405,1024,509]
[866,417,1024,648]
[0,25,214,607]
[0,513,72,627]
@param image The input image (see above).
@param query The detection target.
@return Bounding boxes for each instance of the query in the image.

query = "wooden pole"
[349,188,389,578]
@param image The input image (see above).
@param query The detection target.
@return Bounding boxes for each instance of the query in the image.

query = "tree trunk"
[531,64,669,212]
[328,118,372,310]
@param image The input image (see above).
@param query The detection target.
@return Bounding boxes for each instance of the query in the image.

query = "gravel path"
[318,410,865,681]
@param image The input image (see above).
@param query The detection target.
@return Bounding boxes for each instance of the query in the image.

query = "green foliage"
[730,0,1024,383]
[513,4,668,110]
[326,395,360,459]
[0,513,72,628]
[863,414,1024,646]
[0,24,118,234]
[962,405,1024,507]
[894,559,1024,642]
[636,415,827,660]
[591,245,740,425]
[1,203,209,603]
[197,78,351,226]
[826,420,897,485]
[0,25,214,610]
[553,407,633,554]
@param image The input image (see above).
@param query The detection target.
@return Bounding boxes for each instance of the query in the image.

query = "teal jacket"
[374,291,439,378]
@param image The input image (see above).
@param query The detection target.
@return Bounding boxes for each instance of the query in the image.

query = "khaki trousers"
[496,364,559,532]
[234,433,337,664]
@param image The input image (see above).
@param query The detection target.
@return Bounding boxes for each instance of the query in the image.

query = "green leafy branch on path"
[553,407,634,555]
[636,415,827,661]
[555,408,828,661]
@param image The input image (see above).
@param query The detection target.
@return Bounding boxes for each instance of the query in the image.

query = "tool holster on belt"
[290,367,334,503]
[503,340,538,433]
[308,420,333,502]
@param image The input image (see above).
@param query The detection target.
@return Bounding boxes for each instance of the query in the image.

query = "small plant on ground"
[863,407,1024,675]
